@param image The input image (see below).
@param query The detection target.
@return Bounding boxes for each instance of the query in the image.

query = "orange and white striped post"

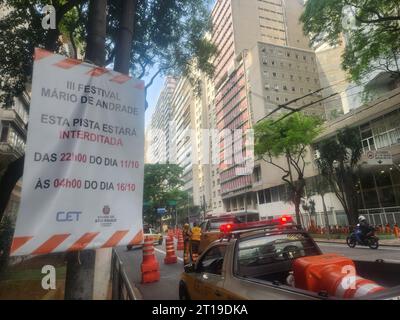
[177,230,184,251]
[164,236,177,264]
[141,236,160,283]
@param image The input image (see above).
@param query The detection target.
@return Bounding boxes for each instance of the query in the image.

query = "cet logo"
[102,205,111,215]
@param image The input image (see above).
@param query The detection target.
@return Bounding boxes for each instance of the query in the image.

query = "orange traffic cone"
[393,224,399,238]
[177,230,184,251]
[164,236,177,264]
[141,236,160,283]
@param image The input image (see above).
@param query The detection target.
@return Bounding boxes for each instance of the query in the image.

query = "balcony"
[0,109,27,135]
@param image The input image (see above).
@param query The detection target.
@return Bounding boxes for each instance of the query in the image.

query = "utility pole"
[64,0,107,300]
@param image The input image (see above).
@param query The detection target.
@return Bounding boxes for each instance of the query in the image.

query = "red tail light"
[280,215,292,224]
[220,223,234,233]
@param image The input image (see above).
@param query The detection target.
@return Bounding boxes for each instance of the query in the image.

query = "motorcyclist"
[356,216,372,243]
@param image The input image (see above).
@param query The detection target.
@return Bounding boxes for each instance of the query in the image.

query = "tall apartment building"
[148,77,178,164]
[170,78,201,205]
[211,0,324,220]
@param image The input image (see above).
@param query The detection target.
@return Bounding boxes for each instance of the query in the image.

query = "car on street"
[198,214,243,254]
[127,226,163,250]
[179,217,400,300]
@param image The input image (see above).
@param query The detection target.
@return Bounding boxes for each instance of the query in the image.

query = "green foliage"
[0,216,15,274]
[301,0,400,83]
[254,113,323,160]
[254,113,323,224]
[315,127,363,225]
[0,0,88,106]
[0,0,217,104]
[143,163,186,225]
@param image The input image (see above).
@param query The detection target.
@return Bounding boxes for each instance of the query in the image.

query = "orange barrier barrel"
[293,254,385,299]
[164,235,178,264]
[177,230,184,251]
[141,236,160,283]
[393,224,399,238]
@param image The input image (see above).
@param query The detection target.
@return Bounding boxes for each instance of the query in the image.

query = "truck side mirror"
[184,263,195,273]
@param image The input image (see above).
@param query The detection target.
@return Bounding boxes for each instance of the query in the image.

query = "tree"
[143,164,185,226]
[301,0,400,84]
[0,0,217,222]
[0,0,217,105]
[0,216,14,275]
[254,114,323,225]
[315,127,363,226]
[305,175,332,238]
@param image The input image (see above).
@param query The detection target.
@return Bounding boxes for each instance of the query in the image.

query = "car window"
[236,233,319,276]
[209,219,236,230]
[197,245,227,275]
[200,221,207,232]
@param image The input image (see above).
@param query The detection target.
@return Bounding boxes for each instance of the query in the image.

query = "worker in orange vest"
[190,222,202,263]
[182,223,192,265]
[385,223,392,234]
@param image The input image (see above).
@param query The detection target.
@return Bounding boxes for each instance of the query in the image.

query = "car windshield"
[235,233,320,277]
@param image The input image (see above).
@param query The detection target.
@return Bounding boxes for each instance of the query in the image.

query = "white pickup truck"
[179,219,400,300]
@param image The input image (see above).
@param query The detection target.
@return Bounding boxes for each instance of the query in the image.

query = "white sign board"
[366,150,393,165]
[11,48,145,256]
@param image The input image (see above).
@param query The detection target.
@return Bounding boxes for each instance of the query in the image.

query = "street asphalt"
[318,242,400,263]
[115,239,184,300]
[116,239,400,300]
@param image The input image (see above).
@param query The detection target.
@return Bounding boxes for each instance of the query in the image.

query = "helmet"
[358,215,366,222]
[183,223,189,229]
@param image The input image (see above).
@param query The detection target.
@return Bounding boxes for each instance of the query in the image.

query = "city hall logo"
[95,205,117,227]
[102,205,111,215]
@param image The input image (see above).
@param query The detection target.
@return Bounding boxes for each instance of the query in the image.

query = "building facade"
[148,76,178,164]
[0,91,30,176]
[211,0,324,220]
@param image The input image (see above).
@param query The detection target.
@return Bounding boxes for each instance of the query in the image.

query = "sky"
[144,71,164,130]
[143,0,216,130]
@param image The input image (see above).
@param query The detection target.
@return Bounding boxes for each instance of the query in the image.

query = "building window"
[258,190,265,204]
[270,187,279,202]
[265,189,271,203]
[254,166,261,182]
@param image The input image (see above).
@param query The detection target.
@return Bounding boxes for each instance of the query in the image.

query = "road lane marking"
[154,247,184,262]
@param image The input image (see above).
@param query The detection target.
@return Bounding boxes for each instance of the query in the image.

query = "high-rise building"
[170,77,201,206]
[211,0,324,220]
[148,76,178,164]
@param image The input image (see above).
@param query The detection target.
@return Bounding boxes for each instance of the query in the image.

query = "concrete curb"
[315,239,400,248]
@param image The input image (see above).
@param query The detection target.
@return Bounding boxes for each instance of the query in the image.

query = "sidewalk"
[314,238,400,247]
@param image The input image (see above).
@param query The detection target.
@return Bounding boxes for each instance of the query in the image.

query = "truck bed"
[246,259,400,299]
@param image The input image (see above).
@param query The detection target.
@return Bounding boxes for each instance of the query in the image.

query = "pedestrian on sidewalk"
[190,222,202,263]
[183,223,192,265]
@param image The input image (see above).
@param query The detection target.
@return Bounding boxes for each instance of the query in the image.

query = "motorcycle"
[346,225,379,249]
